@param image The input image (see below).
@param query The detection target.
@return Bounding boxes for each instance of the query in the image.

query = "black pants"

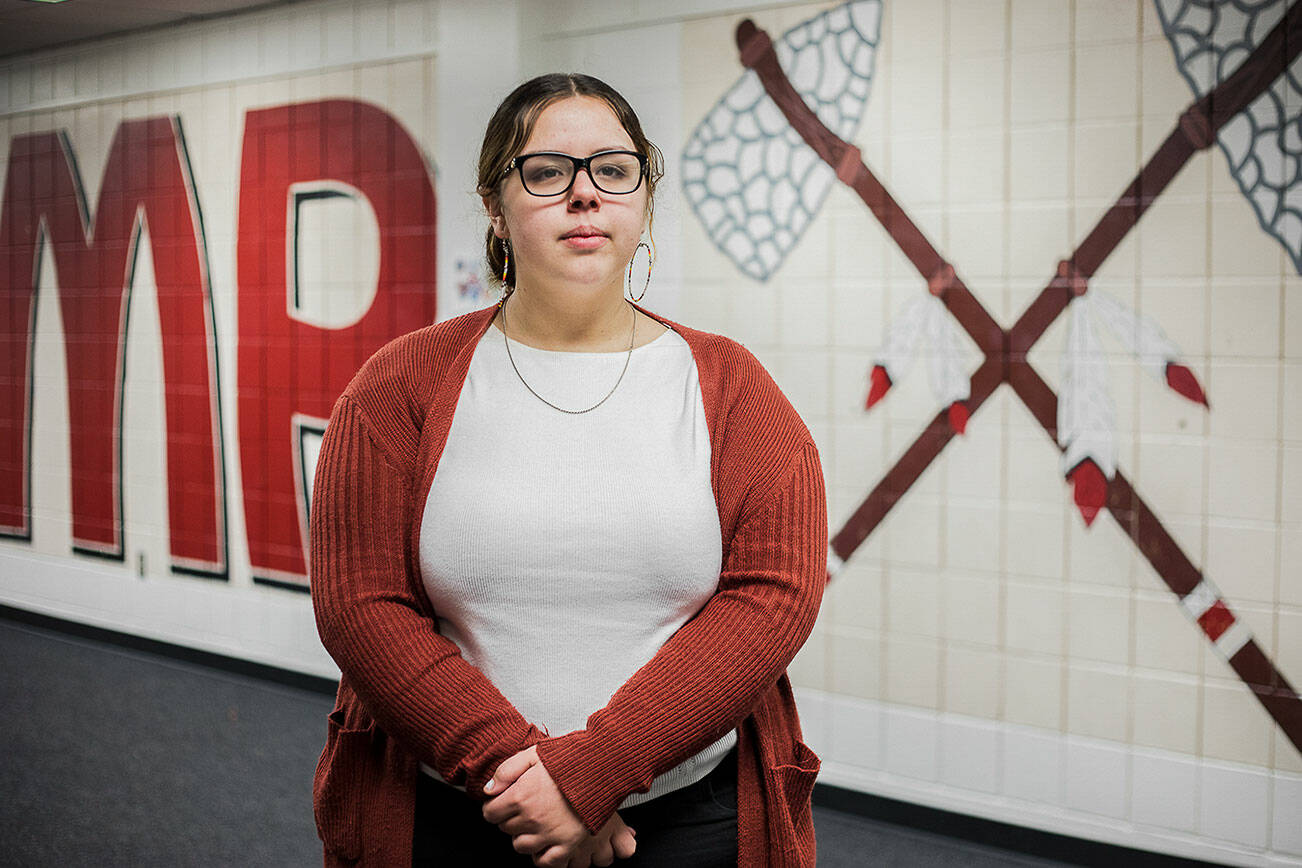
[412,747,739,867]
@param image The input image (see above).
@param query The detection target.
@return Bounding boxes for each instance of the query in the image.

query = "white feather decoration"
[1059,297,1117,478]
[1086,290,1179,381]
[923,294,971,406]
[875,294,930,383]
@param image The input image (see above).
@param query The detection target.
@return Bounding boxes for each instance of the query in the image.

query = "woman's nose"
[568,167,600,209]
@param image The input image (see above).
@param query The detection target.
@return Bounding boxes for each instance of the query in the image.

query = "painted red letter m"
[0,118,226,574]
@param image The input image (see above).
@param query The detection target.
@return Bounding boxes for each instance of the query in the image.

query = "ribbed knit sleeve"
[532,438,827,833]
[309,394,548,796]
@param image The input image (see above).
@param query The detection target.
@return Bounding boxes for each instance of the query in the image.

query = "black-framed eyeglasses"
[503,150,648,197]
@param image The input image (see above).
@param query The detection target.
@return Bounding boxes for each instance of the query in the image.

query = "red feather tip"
[947,401,969,435]
[1068,459,1109,527]
[1165,362,1208,407]
[865,365,891,410]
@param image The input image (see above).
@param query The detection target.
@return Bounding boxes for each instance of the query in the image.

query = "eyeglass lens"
[518,152,643,196]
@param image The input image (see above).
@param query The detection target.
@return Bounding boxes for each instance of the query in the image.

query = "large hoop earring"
[626,240,652,302]
[500,238,511,286]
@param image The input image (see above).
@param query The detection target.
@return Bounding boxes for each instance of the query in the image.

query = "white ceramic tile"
[1067,587,1131,665]
[1199,762,1270,849]
[833,348,874,421]
[830,414,888,494]
[1288,277,1302,361]
[1283,363,1302,444]
[1075,121,1140,202]
[1076,42,1139,122]
[947,54,1007,131]
[777,280,831,349]
[1076,0,1141,44]
[1274,772,1302,856]
[1279,609,1302,691]
[946,204,1007,280]
[884,633,941,709]
[1010,0,1071,50]
[1065,736,1129,818]
[828,626,882,702]
[1005,580,1065,655]
[1133,435,1205,519]
[1207,362,1280,443]
[827,695,884,772]
[939,716,1001,794]
[1131,749,1197,833]
[944,644,1003,719]
[1009,124,1070,203]
[1131,671,1199,755]
[1206,441,1278,524]
[1282,529,1302,608]
[1283,446,1302,526]
[883,495,943,570]
[889,134,944,207]
[948,0,1007,57]
[775,349,830,426]
[943,573,1001,645]
[890,58,945,137]
[1008,202,1070,282]
[788,624,827,691]
[1139,196,1208,280]
[290,10,324,68]
[1002,726,1063,804]
[825,556,883,632]
[888,566,941,638]
[1211,195,1288,281]
[1201,679,1273,769]
[1009,49,1070,126]
[1003,653,1063,730]
[1067,664,1130,743]
[728,278,779,350]
[1005,505,1065,580]
[1209,281,1282,359]
[124,45,150,94]
[255,15,291,75]
[883,705,939,780]
[1205,521,1278,606]
[31,59,54,104]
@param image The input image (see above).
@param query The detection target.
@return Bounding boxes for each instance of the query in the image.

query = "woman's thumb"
[483,751,534,794]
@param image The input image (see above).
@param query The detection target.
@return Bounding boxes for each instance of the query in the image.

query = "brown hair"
[476,73,664,289]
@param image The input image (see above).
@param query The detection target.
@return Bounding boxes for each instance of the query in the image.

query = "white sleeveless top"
[417,322,736,807]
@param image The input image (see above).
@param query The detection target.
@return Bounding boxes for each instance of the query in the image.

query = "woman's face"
[488,96,649,296]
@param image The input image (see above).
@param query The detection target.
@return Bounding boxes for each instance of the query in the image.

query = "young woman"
[309,73,827,868]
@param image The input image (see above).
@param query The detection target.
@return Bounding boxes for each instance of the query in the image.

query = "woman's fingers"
[611,826,636,859]
[482,795,518,825]
[511,832,549,855]
[485,745,540,796]
[535,844,572,868]
[590,839,616,867]
[495,814,538,836]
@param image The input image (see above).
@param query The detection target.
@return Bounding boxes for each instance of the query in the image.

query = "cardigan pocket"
[313,708,376,863]
[764,738,821,847]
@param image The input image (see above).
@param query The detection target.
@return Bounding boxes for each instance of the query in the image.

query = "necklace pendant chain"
[499,291,637,414]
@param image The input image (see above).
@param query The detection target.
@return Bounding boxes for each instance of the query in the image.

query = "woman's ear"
[483,195,508,239]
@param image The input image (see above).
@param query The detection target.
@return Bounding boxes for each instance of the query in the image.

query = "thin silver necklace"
[498,290,636,414]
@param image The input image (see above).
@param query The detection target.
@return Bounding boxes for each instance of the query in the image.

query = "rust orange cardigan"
[309,302,827,866]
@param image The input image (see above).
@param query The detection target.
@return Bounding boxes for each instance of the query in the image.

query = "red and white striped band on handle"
[1179,580,1252,661]
[827,545,845,579]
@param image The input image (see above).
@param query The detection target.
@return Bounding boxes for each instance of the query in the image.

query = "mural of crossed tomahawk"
[686,2,1302,756]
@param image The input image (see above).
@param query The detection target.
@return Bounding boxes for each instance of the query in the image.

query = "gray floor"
[0,618,1068,867]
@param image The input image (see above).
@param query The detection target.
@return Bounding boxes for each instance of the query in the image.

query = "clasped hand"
[481,745,637,868]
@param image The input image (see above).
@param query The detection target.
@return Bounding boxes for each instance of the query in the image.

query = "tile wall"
[1,0,1298,861]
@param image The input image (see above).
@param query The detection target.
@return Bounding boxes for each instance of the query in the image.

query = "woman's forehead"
[523,96,635,153]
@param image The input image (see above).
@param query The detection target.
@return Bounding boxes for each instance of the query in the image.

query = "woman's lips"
[561,228,608,250]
